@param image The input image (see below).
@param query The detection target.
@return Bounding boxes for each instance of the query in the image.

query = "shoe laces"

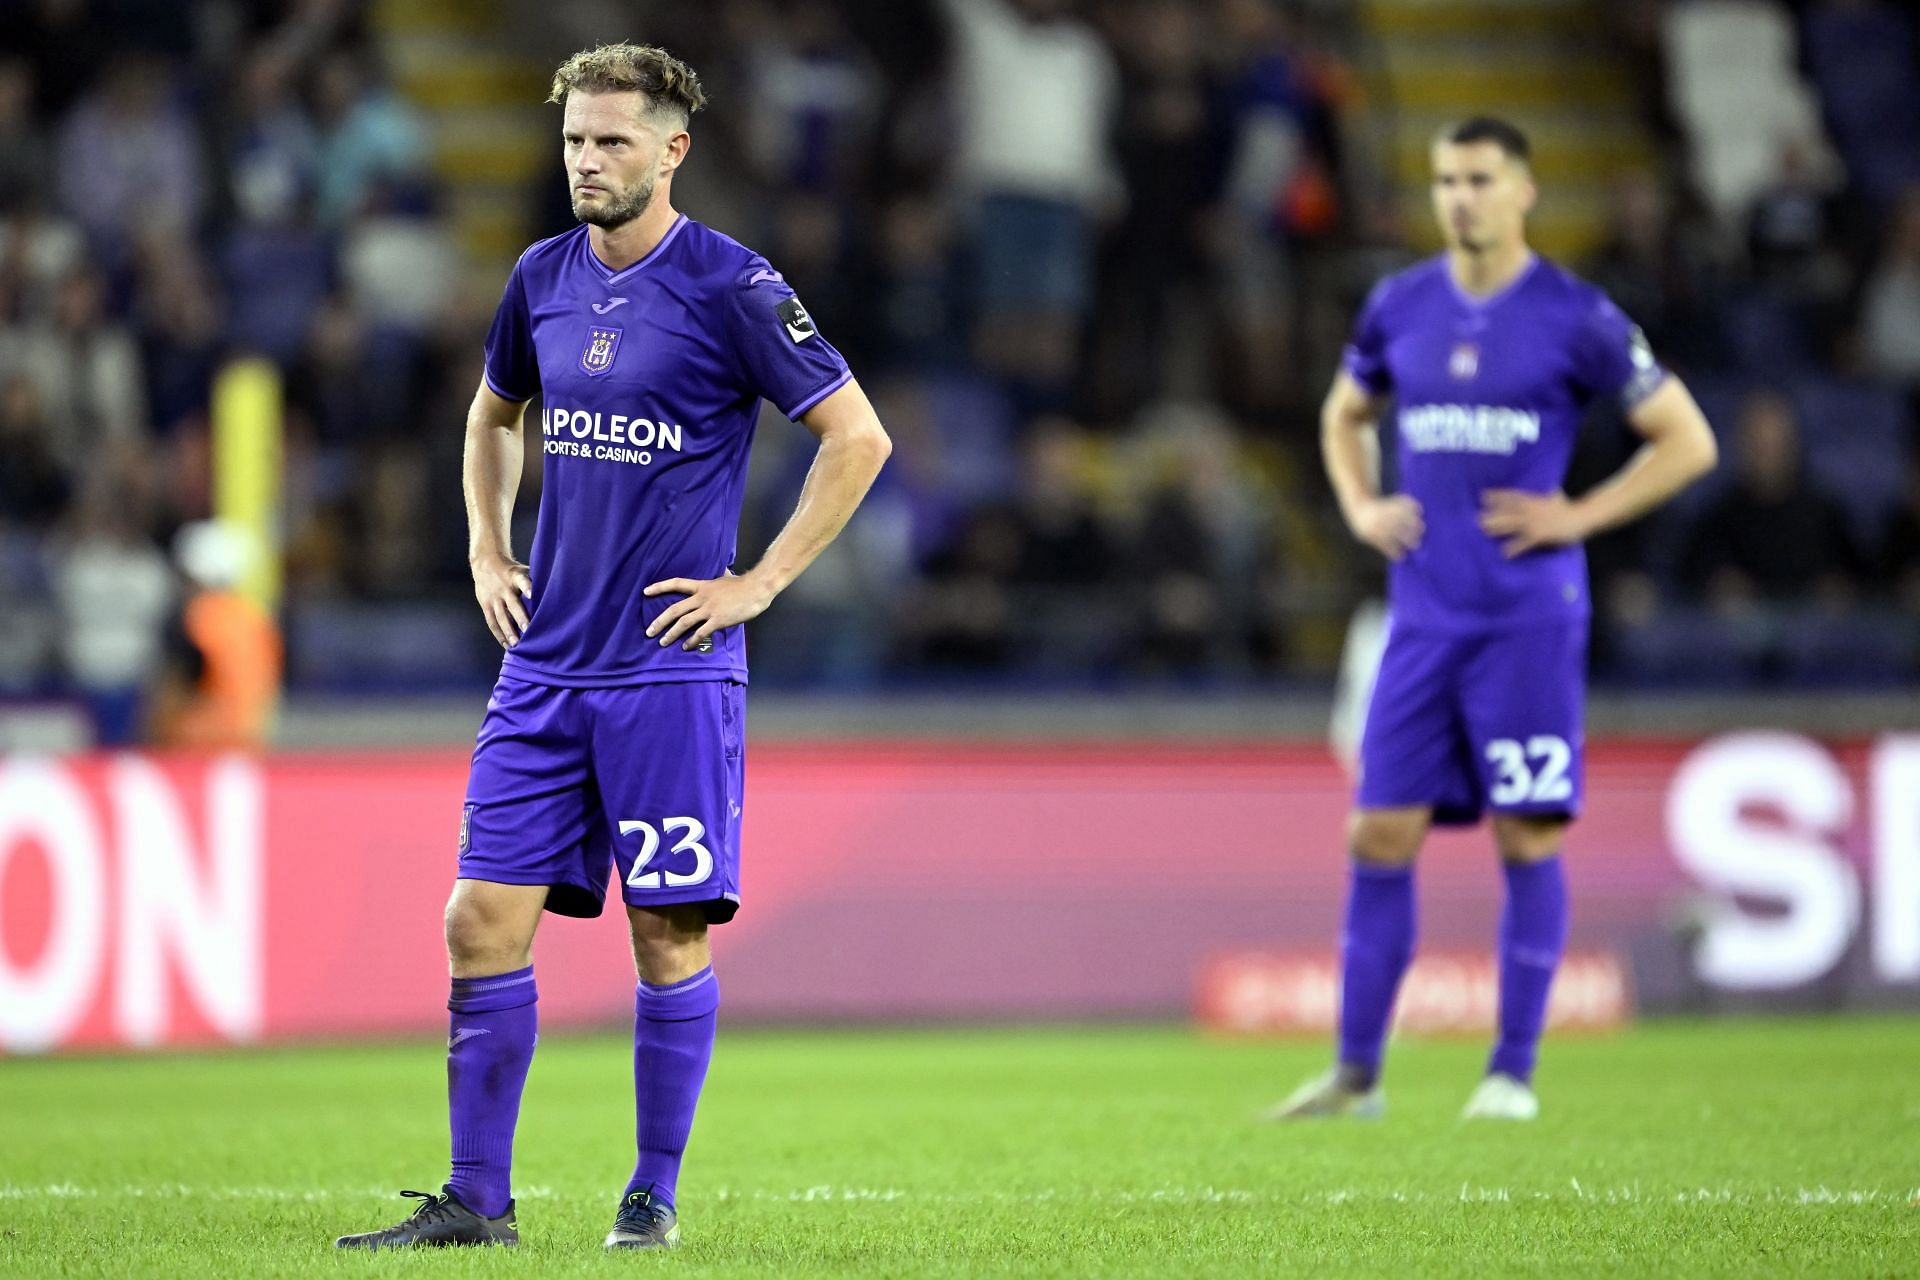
[399,1189,461,1227]
[615,1189,669,1231]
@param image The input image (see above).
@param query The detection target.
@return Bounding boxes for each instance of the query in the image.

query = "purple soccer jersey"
[464,215,846,918]
[1346,255,1665,823]
[483,215,852,686]
[1342,254,1666,632]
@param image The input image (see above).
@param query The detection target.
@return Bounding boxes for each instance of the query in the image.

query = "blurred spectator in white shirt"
[52,467,175,745]
[0,266,146,467]
[1860,187,1920,386]
[943,0,1120,394]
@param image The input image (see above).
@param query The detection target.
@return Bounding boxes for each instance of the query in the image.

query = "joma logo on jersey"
[1400,404,1542,455]
[580,326,623,375]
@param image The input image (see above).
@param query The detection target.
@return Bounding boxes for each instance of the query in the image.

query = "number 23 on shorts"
[620,816,714,888]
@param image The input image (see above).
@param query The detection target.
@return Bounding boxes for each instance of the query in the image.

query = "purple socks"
[1489,856,1569,1083]
[625,966,720,1209]
[441,961,720,1217]
[445,966,538,1218]
[1336,862,1417,1088]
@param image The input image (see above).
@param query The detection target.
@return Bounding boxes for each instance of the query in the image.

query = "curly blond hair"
[547,43,706,126]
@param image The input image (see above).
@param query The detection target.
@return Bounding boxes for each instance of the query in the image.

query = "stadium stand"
[0,0,1914,745]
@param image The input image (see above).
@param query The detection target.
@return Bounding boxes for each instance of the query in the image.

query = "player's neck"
[1447,241,1534,299]
[589,197,681,272]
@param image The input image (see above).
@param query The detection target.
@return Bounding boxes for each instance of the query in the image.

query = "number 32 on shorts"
[1485,736,1574,806]
[619,817,713,888]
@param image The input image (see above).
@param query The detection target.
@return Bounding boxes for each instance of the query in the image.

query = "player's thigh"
[1356,626,1478,821]
[1458,620,1588,823]
[588,680,744,924]
[462,677,601,906]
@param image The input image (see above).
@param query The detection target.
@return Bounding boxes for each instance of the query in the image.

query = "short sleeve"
[482,257,538,402]
[1341,279,1395,396]
[723,258,853,420]
[1573,294,1667,409]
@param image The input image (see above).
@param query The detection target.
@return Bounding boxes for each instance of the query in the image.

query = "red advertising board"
[1,735,1915,1052]
[1194,950,1633,1036]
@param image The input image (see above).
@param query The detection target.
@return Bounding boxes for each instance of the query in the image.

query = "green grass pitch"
[3,1018,1914,1277]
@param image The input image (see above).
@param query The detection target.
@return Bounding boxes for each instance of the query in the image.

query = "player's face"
[1430,141,1535,253]
[563,91,678,229]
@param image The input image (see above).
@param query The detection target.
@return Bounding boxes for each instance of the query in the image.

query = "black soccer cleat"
[333,1186,518,1250]
[604,1185,681,1250]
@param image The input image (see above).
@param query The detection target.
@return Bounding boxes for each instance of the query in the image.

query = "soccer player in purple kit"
[1272,118,1716,1122]
[334,44,890,1249]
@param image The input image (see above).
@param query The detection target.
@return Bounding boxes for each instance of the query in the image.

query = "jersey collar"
[1444,251,1539,313]
[585,214,689,285]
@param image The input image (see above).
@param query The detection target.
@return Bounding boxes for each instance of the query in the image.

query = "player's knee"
[628,904,710,985]
[1348,810,1427,866]
[1493,815,1568,863]
[443,895,529,971]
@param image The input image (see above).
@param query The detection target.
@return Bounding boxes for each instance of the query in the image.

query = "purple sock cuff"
[637,966,719,1021]
[1350,861,1414,881]
[449,966,537,1014]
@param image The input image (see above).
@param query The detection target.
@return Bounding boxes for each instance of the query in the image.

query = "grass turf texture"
[2,1018,1914,1277]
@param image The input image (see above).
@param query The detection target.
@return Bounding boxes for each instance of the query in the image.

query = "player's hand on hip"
[1479,488,1588,557]
[1351,495,1425,561]
[645,572,775,650]
[472,552,533,647]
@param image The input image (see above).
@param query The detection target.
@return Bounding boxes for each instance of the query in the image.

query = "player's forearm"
[1571,417,1717,540]
[745,426,891,595]
[463,413,525,565]
[1322,413,1383,529]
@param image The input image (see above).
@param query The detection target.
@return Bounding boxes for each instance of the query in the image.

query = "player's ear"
[662,127,691,172]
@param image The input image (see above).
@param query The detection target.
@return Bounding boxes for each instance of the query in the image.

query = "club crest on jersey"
[581,325,623,375]
[1449,342,1480,380]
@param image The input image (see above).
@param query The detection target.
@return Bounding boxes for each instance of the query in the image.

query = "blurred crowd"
[1,0,1917,738]
[1,0,465,737]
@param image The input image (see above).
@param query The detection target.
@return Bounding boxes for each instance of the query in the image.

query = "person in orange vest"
[152,520,281,749]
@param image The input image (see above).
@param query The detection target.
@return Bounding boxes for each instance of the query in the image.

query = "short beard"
[573,174,655,229]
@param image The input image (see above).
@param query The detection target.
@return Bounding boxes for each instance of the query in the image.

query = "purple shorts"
[459,676,745,920]
[1356,619,1586,826]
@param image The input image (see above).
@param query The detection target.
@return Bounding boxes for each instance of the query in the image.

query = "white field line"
[0,1183,1914,1207]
